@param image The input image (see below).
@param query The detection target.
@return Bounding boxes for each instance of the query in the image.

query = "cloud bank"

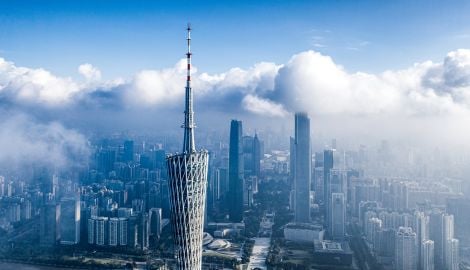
[0,48,470,148]
[2,49,470,117]
[0,113,90,171]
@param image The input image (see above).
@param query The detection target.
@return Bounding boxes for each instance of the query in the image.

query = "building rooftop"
[314,240,352,254]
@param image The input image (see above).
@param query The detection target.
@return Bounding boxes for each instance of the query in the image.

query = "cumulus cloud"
[1,49,470,120]
[78,63,102,82]
[270,50,470,117]
[126,59,187,106]
[0,57,80,105]
[242,94,288,117]
[0,113,90,170]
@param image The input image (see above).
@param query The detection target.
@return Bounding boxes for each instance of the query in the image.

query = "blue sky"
[1,0,470,79]
[1,1,470,152]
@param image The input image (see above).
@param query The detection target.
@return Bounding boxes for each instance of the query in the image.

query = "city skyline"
[1,2,470,161]
[0,2,470,270]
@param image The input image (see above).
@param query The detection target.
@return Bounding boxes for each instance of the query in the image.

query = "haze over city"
[0,1,470,270]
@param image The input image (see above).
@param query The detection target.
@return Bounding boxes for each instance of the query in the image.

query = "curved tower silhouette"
[166,24,209,270]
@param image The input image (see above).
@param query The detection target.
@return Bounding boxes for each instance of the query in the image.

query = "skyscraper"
[421,240,435,270]
[443,214,455,269]
[327,169,346,233]
[429,209,444,268]
[60,195,80,245]
[323,149,334,205]
[294,112,311,223]
[123,140,134,162]
[242,134,261,178]
[149,207,162,238]
[446,238,459,270]
[395,227,417,270]
[40,195,61,247]
[229,120,244,222]
[166,25,209,270]
[331,192,346,239]
[253,133,261,178]
[414,211,429,270]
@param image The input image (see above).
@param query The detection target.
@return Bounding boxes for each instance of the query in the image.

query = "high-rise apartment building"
[395,227,417,270]
[443,214,455,269]
[446,238,459,270]
[421,240,435,270]
[414,211,429,270]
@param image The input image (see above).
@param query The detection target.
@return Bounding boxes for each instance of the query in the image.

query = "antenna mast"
[182,23,196,152]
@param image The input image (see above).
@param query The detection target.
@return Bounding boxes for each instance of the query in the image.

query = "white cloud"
[0,58,80,105]
[271,50,470,117]
[242,94,288,117]
[1,49,470,120]
[125,60,280,108]
[78,63,102,82]
[126,59,186,106]
[0,113,90,170]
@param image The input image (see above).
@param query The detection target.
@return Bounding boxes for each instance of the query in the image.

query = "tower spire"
[182,23,195,152]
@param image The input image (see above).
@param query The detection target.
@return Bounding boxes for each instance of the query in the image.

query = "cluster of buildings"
[282,111,465,270]
[362,206,459,270]
[1,29,468,270]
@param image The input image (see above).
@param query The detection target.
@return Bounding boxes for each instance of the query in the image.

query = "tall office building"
[40,196,61,247]
[323,149,334,205]
[253,133,261,178]
[166,25,209,270]
[429,209,444,268]
[229,120,244,222]
[327,169,346,233]
[395,227,417,270]
[60,195,81,245]
[123,140,134,162]
[242,134,261,178]
[421,240,435,270]
[293,113,311,223]
[331,192,346,239]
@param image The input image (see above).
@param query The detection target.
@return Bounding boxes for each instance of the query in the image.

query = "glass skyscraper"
[229,120,244,222]
[293,112,311,223]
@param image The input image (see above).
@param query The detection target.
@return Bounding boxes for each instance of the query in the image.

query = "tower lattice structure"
[166,24,209,270]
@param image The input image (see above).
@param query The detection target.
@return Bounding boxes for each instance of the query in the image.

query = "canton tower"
[166,24,209,270]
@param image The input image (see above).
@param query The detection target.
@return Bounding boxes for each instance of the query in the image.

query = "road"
[247,237,270,270]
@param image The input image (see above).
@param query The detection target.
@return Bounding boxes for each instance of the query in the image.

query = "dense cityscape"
[2,1,470,270]
[1,99,470,270]
[1,31,470,269]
